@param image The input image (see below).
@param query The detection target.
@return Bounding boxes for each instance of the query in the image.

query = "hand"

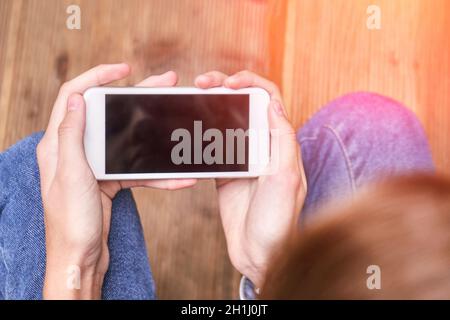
[195,70,307,289]
[37,64,196,299]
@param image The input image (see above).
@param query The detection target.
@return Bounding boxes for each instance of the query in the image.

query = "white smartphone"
[83,87,270,180]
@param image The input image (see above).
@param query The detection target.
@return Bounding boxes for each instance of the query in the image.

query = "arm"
[38,64,196,299]
[195,71,307,291]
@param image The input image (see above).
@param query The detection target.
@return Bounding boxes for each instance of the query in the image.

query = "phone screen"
[105,94,249,174]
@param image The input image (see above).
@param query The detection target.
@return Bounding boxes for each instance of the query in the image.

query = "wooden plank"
[2,0,450,299]
[266,0,288,88]
[0,0,271,299]
[278,0,450,172]
[0,0,23,148]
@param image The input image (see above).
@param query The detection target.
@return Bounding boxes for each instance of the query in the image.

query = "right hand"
[195,70,307,289]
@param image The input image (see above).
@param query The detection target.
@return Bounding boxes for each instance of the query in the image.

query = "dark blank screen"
[105,94,249,173]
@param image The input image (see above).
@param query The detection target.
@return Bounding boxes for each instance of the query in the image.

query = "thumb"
[268,100,299,172]
[57,93,87,167]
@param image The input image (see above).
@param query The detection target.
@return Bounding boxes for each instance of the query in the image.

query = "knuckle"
[61,81,71,91]
[92,64,106,74]
[211,70,226,78]
[58,122,75,137]
[238,70,252,77]
[265,80,281,97]
[59,81,72,95]
[267,80,278,90]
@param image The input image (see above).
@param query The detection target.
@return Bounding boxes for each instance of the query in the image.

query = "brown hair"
[262,174,450,299]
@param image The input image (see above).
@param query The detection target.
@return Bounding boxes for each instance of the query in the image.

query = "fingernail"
[68,96,80,111]
[272,100,285,117]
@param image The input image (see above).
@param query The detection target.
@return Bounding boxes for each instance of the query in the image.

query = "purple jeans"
[0,92,434,299]
[299,92,434,217]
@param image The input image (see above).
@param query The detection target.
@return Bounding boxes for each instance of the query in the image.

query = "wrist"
[44,258,106,299]
[44,247,108,299]
[237,244,269,289]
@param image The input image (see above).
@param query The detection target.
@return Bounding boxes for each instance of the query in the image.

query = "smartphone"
[83,87,270,180]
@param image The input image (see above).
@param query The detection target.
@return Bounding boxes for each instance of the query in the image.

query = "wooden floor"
[1,0,449,299]
[277,0,450,173]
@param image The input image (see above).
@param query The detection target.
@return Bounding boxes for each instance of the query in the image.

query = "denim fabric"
[298,92,434,218]
[0,132,155,299]
[0,92,434,300]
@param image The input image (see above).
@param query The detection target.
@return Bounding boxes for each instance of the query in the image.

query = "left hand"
[37,64,196,299]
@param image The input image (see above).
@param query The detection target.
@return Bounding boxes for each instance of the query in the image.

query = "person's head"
[262,174,450,299]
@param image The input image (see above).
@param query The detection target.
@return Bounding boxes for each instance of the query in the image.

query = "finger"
[56,93,88,171]
[99,179,198,202]
[136,70,178,87]
[194,71,228,89]
[45,63,131,143]
[61,63,130,94]
[224,70,282,101]
[268,100,299,172]
[120,179,198,191]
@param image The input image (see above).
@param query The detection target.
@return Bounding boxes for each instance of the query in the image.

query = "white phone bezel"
[83,86,270,180]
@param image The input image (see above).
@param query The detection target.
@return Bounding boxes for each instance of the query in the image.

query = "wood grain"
[277,0,450,172]
[1,0,449,299]
[0,0,271,299]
